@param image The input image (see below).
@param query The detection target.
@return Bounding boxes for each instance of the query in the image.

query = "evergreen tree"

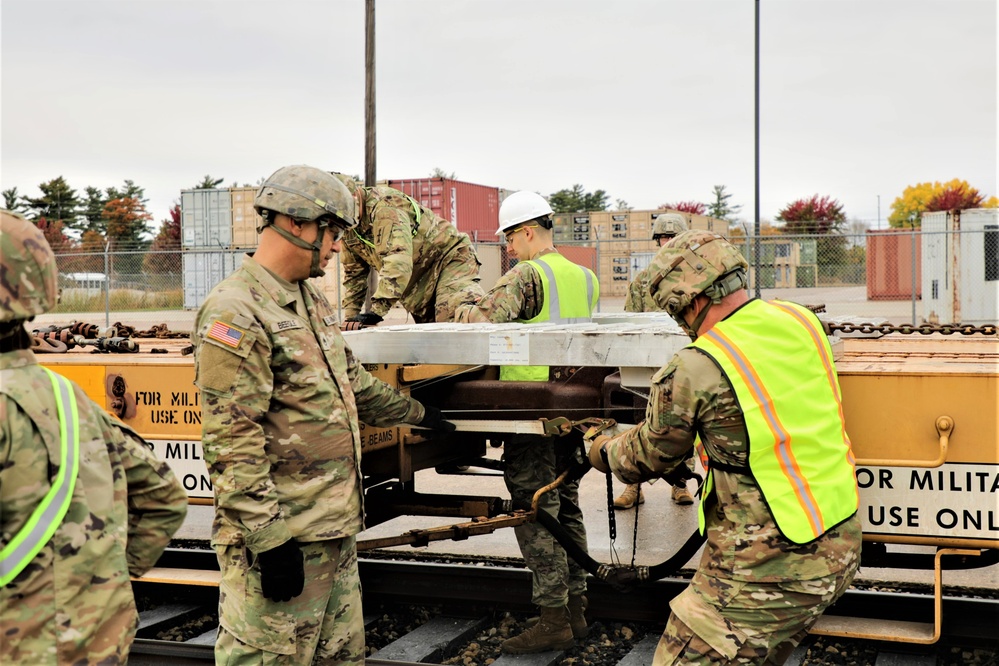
[195,175,225,189]
[706,185,742,221]
[548,184,610,213]
[25,177,82,230]
[105,179,148,205]
[2,187,27,213]
[81,186,108,234]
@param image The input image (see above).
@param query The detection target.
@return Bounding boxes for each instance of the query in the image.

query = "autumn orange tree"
[144,204,182,283]
[104,197,153,275]
[888,179,998,228]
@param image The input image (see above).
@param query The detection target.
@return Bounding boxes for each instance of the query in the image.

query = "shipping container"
[555,245,597,273]
[181,189,232,249]
[627,211,651,239]
[866,229,921,300]
[231,187,262,249]
[182,250,244,309]
[387,177,500,241]
[921,208,999,325]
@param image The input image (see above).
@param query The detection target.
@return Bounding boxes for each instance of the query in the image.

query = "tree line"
[2,175,226,276]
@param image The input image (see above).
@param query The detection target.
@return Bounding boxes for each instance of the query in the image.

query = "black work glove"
[416,404,457,432]
[559,440,592,483]
[345,312,383,327]
[255,540,304,602]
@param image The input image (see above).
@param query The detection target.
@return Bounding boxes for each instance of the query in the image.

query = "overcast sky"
[2,0,996,231]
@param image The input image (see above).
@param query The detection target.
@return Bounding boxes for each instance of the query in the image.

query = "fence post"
[104,241,111,328]
[911,227,917,325]
[595,235,601,312]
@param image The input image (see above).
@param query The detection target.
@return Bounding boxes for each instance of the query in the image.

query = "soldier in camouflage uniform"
[455,191,599,654]
[0,210,187,665]
[332,174,485,326]
[191,166,454,665]
[618,213,695,509]
[588,230,862,665]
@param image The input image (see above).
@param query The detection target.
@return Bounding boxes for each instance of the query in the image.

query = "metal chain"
[828,321,997,336]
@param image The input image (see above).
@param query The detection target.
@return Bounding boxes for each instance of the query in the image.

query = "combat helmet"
[253,165,357,278]
[254,165,357,229]
[648,229,748,338]
[0,210,59,322]
[652,213,688,241]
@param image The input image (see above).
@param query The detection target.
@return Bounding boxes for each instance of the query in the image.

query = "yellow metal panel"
[841,374,998,464]
[40,363,107,411]
[105,364,202,439]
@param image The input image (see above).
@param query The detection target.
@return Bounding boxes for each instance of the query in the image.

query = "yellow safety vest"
[691,299,859,544]
[0,368,80,585]
[500,253,599,382]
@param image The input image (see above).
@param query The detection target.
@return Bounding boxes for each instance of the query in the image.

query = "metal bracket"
[810,547,980,644]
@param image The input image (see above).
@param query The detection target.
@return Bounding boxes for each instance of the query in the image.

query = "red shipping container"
[556,245,597,273]
[866,229,922,300]
[387,178,500,242]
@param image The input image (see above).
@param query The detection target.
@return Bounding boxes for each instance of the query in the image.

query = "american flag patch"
[207,320,246,348]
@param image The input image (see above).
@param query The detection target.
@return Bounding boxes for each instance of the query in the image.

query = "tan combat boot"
[567,594,589,638]
[613,484,645,510]
[501,605,574,654]
[671,483,694,505]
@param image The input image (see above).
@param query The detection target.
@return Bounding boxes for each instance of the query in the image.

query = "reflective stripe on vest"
[499,253,599,382]
[0,368,81,586]
[691,299,858,544]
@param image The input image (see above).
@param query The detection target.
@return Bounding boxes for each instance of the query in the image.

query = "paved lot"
[35,285,919,333]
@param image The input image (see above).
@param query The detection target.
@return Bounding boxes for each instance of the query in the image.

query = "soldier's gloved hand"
[345,312,383,327]
[341,320,365,331]
[587,435,612,474]
[416,404,457,432]
[560,442,592,483]
[255,540,304,602]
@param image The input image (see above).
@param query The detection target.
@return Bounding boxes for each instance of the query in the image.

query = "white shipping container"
[921,208,999,325]
[183,250,245,309]
[182,189,233,249]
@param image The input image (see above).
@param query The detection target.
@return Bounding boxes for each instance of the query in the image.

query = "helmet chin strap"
[269,223,328,278]
[677,269,748,340]
[674,300,710,341]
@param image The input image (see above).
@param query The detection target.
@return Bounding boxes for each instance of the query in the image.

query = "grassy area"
[54,289,184,313]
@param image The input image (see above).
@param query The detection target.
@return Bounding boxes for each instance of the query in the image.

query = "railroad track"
[128,549,998,665]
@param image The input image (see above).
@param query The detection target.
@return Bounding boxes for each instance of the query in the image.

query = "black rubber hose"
[534,506,706,588]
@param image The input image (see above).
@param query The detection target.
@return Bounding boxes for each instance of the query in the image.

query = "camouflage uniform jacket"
[192,256,424,554]
[341,185,478,319]
[1,348,187,665]
[601,342,862,583]
[453,252,550,323]
[623,264,660,313]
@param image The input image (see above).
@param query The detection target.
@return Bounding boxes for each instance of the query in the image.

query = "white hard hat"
[497,191,553,236]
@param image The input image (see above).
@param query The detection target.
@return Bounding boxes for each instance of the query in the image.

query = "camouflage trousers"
[406,241,485,323]
[214,537,363,666]
[652,564,859,665]
[504,434,588,607]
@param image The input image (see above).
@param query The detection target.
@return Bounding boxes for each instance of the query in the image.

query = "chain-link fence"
[35,227,997,333]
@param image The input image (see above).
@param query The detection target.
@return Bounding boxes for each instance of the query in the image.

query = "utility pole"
[365,0,376,187]
[753,0,761,298]
[363,0,378,314]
